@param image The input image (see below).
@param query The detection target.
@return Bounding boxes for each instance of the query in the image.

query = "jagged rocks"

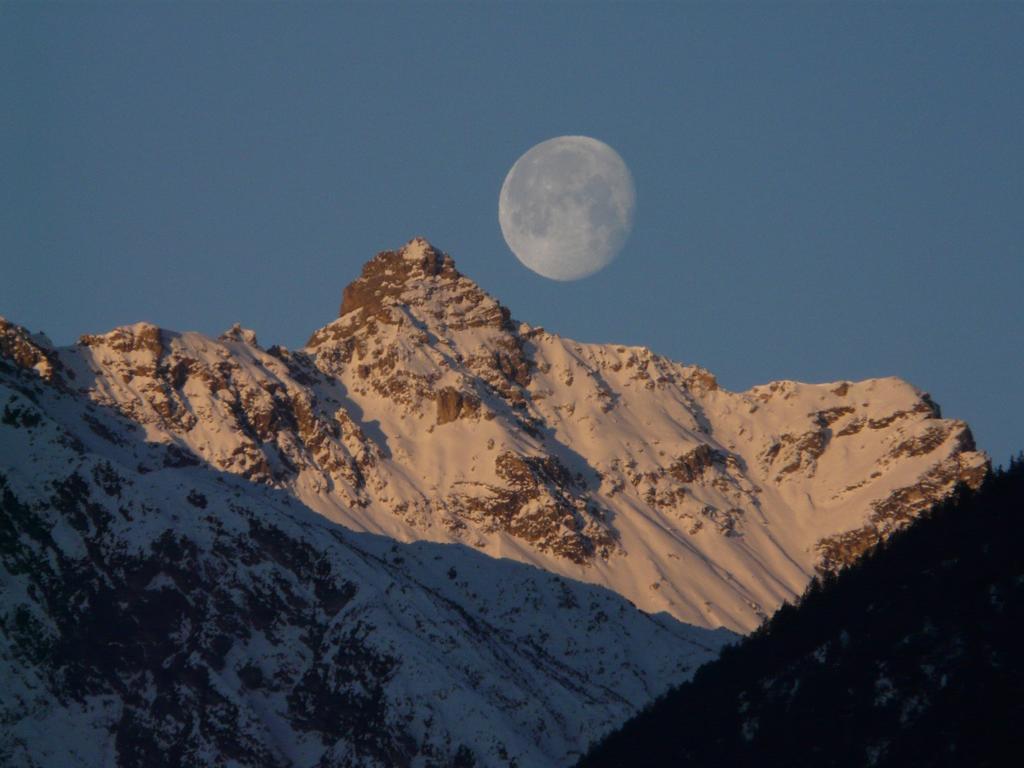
[434,386,480,425]
[339,237,458,320]
[0,317,66,386]
[219,323,259,347]
[669,445,720,483]
[816,453,988,574]
[447,451,616,563]
[80,321,164,357]
[72,324,380,503]
[765,428,829,480]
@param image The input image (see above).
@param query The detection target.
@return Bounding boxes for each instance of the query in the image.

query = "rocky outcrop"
[816,450,988,574]
[219,323,259,346]
[446,451,617,563]
[435,386,480,425]
[0,317,67,387]
[74,324,377,503]
[339,237,461,319]
[761,428,829,480]
[670,445,720,483]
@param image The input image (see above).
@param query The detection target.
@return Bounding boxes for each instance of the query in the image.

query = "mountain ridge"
[0,237,992,766]
[0,237,988,633]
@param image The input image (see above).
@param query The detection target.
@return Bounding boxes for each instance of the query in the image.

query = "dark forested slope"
[580,458,1024,768]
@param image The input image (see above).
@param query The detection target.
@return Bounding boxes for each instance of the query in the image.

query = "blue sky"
[2,2,1022,463]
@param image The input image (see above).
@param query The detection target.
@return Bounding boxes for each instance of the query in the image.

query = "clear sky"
[2,2,1022,464]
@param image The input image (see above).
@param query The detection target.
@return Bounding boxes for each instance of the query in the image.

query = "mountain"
[577,458,1024,768]
[9,237,986,633]
[0,345,730,767]
[0,237,989,765]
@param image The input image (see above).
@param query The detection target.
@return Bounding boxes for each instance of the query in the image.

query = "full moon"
[498,135,636,281]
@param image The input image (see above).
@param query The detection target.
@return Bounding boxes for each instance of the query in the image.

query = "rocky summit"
[0,238,988,766]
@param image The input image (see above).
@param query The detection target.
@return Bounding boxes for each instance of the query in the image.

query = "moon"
[499,135,636,281]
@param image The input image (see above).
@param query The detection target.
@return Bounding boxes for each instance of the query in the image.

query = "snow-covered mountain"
[0,342,729,767]
[4,237,986,632]
[0,237,987,765]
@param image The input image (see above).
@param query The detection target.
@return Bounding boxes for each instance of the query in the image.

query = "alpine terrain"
[0,238,988,766]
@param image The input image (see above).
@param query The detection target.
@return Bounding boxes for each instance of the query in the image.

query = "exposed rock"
[813,406,856,426]
[669,444,720,483]
[762,428,829,480]
[816,454,988,574]
[448,451,617,564]
[836,418,866,437]
[80,322,164,357]
[339,237,459,320]
[0,317,66,386]
[220,323,259,347]
[435,386,480,425]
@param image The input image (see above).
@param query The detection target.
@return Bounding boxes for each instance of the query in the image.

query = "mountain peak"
[0,315,65,386]
[219,322,260,347]
[308,239,513,350]
[338,237,461,319]
[400,235,447,266]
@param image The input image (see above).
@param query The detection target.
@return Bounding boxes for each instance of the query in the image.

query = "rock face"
[0,355,729,767]
[0,317,67,387]
[2,238,988,634]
